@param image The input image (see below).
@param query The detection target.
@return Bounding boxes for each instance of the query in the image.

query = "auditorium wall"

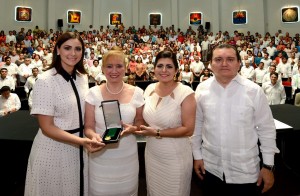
[0,0,299,36]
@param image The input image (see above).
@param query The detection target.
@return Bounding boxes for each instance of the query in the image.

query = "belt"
[65,125,84,134]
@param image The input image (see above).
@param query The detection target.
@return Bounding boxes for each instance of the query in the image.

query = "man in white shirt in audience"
[192,44,279,196]
[18,57,34,85]
[262,72,286,105]
[277,56,292,82]
[266,42,277,59]
[41,49,53,65]
[254,62,267,86]
[24,67,39,96]
[1,56,18,84]
[240,60,254,81]
[200,36,210,62]
[0,68,15,92]
[260,53,272,69]
[0,86,21,117]
[190,56,205,81]
[262,64,282,85]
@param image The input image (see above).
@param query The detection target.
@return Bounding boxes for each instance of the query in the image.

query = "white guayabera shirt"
[191,74,279,183]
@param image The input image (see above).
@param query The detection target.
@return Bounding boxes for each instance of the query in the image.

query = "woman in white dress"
[136,50,196,196]
[25,32,103,196]
[179,63,193,87]
[84,47,144,196]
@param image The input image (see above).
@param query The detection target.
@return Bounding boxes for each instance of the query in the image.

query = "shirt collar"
[60,68,76,82]
[213,74,245,87]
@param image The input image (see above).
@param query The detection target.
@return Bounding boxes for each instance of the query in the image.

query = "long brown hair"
[47,32,87,75]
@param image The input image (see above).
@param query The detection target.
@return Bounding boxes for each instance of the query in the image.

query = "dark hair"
[0,68,8,72]
[0,86,11,93]
[93,59,99,64]
[32,67,39,71]
[5,56,11,61]
[154,50,179,80]
[269,64,276,69]
[154,50,179,71]
[210,44,241,62]
[270,72,278,78]
[48,32,87,75]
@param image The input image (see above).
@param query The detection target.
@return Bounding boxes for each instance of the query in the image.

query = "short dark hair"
[210,44,241,62]
[32,67,39,71]
[270,72,279,78]
[0,68,8,72]
[0,86,11,93]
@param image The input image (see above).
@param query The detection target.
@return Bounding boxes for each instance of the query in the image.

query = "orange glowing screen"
[68,10,81,24]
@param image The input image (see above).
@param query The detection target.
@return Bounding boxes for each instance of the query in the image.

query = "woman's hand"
[121,121,138,136]
[135,125,156,137]
[82,134,105,153]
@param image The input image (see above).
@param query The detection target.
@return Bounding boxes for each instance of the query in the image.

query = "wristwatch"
[263,164,275,172]
[156,129,162,139]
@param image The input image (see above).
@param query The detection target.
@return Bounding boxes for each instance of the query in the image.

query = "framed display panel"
[15,6,32,22]
[109,12,122,25]
[189,12,202,25]
[149,13,162,26]
[232,10,247,25]
[281,7,299,23]
[67,10,81,24]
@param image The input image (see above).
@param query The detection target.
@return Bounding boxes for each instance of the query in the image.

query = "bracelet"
[156,129,162,139]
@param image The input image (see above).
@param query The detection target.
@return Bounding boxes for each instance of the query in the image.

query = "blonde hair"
[102,47,126,68]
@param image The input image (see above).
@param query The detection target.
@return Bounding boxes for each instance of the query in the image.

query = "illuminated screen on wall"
[232,10,248,25]
[15,6,32,22]
[67,10,82,24]
[189,12,202,25]
[109,12,122,25]
[281,7,299,23]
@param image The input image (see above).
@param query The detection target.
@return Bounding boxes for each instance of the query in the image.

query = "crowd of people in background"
[0,22,292,195]
[0,24,300,116]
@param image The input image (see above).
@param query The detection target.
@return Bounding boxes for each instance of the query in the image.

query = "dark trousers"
[202,171,261,196]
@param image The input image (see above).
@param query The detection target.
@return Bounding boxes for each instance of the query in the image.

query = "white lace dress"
[86,86,144,196]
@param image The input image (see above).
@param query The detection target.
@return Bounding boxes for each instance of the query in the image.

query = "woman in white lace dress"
[136,50,196,196]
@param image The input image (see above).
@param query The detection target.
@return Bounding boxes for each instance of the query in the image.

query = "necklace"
[105,82,124,95]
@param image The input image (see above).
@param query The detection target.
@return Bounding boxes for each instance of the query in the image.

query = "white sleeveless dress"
[143,83,194,196]
[85,86,144,196]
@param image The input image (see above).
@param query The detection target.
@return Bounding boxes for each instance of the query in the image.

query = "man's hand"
[193,159,205,180]
[257,168,275,193]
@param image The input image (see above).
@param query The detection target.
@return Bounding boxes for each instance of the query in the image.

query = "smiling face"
[154,58,177,83]
[102,54,125,83]
[270,73,278,85]
[57,38,83,73]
